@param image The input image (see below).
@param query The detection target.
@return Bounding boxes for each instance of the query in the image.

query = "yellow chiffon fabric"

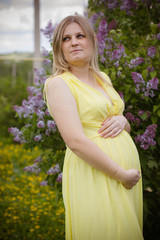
[45,71,143,240]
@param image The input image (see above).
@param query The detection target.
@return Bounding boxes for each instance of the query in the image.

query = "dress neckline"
[67,71,114,106]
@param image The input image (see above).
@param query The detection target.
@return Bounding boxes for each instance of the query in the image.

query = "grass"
[0,141,65,240]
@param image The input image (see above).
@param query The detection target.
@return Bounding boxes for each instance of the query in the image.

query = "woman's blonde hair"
[52,14,110,85]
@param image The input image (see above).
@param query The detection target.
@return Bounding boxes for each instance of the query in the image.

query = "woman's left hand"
[98,115,127,138]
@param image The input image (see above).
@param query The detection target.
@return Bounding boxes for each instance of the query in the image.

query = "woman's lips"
[70,49,82,53]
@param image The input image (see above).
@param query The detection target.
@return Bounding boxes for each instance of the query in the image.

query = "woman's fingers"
[98,115,126,138]
[99,122,117,137]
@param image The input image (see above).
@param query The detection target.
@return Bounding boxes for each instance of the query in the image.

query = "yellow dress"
[45,71,143,240]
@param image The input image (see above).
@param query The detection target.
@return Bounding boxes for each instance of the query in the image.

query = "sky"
[0,0,88,54]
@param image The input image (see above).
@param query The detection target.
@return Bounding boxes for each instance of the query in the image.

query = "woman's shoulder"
[100,71,113,86]
[45,73,67,88]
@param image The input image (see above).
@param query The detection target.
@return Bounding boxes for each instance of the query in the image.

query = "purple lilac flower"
[40,76,47,85]
[111,44,125,61]
[131,72,145,93]
[27,86,40,95]
[134,118,141,126]
[56,173,63,183]
[40,20,57,42]
[45,109,51,116]
[47,164,60,175]
[147,66,154,72]
[13,85,46,122]
[40,180,48,186]
[125,112,135,123]
[146,77,159,90]
[45,129,50,136]
[34,156,43,163]
[12,105,23,118]
[135,124,157,150]
[34,67,46,78]
[125,112,140,126]
[8,127,20,136]
[157,33,160,40]
[41,47,49,57]
[97,19,108,55]
[120,0,138,14]
[34,67,46,86]
[100,55,106,64]
[111,49,122,60]
[130,57,144,68]
[108,0,117,9]
[138,110,150,119]
[117,71,121,77]
[19,95,43,118]
[35,109,45,120]
[37,120,45,128]
[108,20,117,31]
[34,134,42,142]
[43,59,52,66]
[47,120,56,129]
[118,91,124,101]
[147,46,156,58]
[118,44,125,52]
[89,12,104,27]
[131,72,144,83]
[138,110,144,116]
[106,37,114,45]
[23,163,41,174]
[8,127,26,143]
[144,77,159,97]
[114,60,119,67]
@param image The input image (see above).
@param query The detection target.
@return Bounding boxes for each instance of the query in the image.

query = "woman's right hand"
[122,169,141,189]
[115,167,141,189]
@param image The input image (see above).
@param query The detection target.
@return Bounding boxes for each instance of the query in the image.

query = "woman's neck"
[69,65,95,86]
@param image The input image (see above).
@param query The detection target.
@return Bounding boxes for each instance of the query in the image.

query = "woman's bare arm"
[46,77,140,189]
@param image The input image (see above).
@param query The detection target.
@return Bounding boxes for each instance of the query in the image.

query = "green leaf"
[124,94,131,102]
[117,66,123,71]
[147,160,158,169]
[103,68,109,75]
[153,105,160,113]
[157,109,160,117]
[150,71,157,78]
[150,23,158,34]
[151,115,158,123]
[133,52,139,57]
[142,69,148,81]
[125,84,131,94]
[111,71,116,81]
[140,112,148,120]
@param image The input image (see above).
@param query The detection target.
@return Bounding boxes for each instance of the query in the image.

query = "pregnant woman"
[44,14,143,240]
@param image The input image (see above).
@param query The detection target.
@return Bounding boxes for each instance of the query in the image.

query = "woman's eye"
[77,34,84,39]
[63,37,70,41]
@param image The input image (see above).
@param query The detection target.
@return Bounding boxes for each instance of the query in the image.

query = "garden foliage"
[9,0,160,239]
[0,142,64,239]
[0,59,31,139]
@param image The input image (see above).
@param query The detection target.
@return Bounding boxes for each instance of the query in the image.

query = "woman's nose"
[71,37,78,46]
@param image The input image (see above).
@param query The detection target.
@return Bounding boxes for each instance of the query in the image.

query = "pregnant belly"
[90,130,140,170]
[64,130,141,174]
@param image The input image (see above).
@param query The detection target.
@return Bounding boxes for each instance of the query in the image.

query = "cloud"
[0,32,33,53]
[0,0,88,53]
[0,6,33,32]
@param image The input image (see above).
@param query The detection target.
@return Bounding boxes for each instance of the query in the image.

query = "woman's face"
[61,22,91,67]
